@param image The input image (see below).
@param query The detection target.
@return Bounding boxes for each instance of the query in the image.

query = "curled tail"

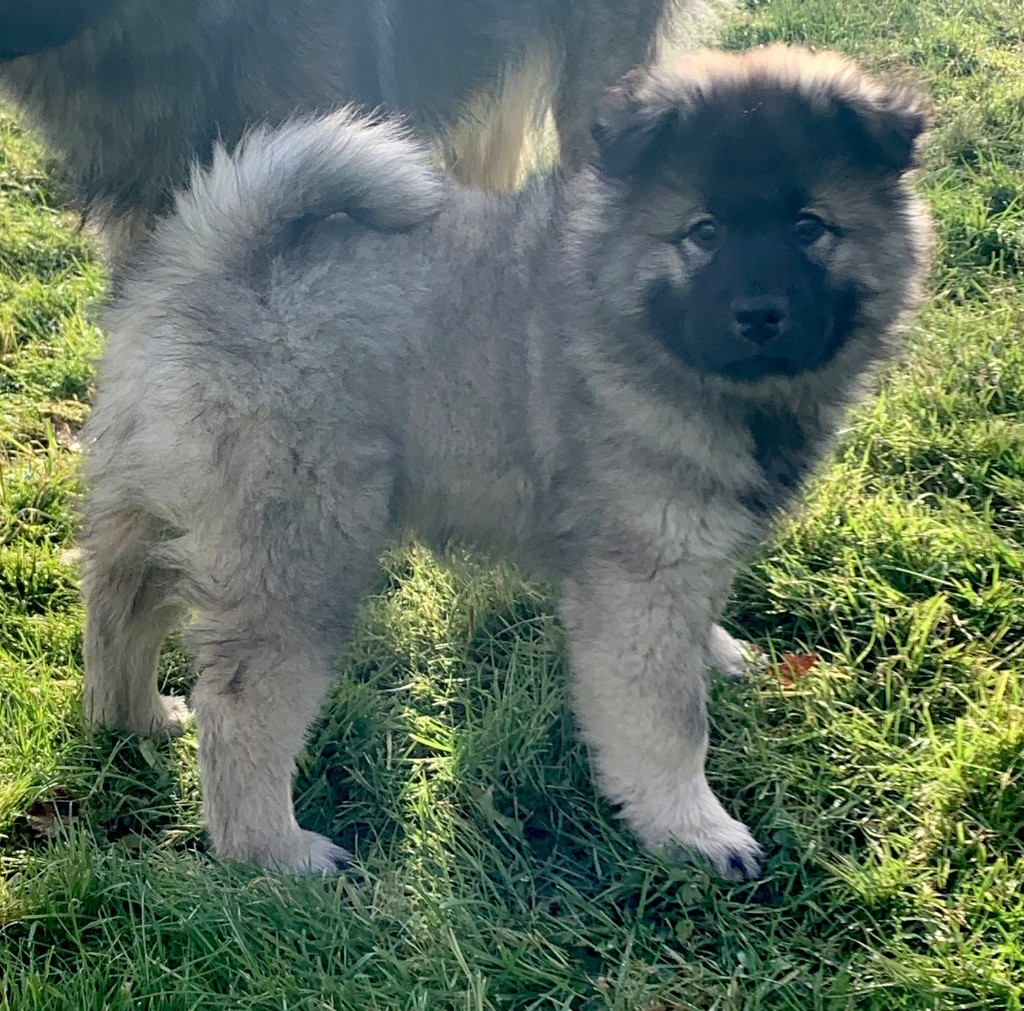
[154,107,448,281]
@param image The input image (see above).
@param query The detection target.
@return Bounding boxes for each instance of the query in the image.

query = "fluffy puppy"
[80,46,932,876]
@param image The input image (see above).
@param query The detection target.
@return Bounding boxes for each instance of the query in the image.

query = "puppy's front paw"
[86,692,192,737]
[627,775,763,880]
[270,830,353,874]
[665,815,763,880]
[705,624,765,682]
[155,695,192,737]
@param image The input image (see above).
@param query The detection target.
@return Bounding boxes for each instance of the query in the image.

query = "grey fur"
[0,0,729,262]
[81,47,932,876]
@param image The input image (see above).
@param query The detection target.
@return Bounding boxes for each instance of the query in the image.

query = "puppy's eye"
[687,218,718,248]
[794,213,827,245]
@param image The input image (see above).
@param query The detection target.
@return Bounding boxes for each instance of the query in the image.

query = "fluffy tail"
[155,108,448,280]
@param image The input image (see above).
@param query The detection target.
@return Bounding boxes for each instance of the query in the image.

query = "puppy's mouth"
[643,279,856,383]
[718,353,807,381]
[717,318,841,380]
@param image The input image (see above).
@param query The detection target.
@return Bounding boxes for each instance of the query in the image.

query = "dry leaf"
[778,652,820,688]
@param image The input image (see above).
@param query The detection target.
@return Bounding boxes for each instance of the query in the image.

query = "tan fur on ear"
[591,45,931,178]
[733,45,931,172]
[590,70,682,178]
[835,78,930,172]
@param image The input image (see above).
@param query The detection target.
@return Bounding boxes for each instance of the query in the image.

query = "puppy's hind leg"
[184,482,390,873]
[188,609,354,873]
[82,508,188,736]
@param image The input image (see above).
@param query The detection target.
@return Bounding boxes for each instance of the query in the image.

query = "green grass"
[2,0,1023,1006]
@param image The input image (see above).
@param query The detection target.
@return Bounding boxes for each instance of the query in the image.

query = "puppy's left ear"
[839,80,930,173]
[591,70,681,178]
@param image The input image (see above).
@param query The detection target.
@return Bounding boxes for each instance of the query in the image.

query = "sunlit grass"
[1,2,1022,1006]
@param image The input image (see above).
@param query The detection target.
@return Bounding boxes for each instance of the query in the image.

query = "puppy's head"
[587,46,931,384]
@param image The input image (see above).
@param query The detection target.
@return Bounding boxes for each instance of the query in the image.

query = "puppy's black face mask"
[0,0,117,59]
[645,212,859,381]
[592,51,927,384]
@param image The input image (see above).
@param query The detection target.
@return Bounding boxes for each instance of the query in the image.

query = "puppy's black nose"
[732,297,789,346]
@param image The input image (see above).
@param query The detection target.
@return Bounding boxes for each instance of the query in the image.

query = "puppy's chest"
[739,403,824,521]
[593,396,822,567]
[617,472,759,573]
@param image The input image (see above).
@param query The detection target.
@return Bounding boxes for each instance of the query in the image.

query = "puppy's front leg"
[706,576,762,682]
[561,558,762,878]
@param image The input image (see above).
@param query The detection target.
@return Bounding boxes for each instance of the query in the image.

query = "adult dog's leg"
[552,0,667,169]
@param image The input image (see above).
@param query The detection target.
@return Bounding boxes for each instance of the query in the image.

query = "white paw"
[87,692,192,737]
[665,812,763,880]
[154,694,192,737]
[627,774,763,880]
[705,624,765,681]
[268,830,353,874]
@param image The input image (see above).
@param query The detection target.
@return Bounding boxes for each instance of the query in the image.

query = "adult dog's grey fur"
[0,0,726,261]
[81,47,932,876]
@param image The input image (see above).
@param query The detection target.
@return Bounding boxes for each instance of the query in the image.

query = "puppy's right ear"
[591,71,680,178]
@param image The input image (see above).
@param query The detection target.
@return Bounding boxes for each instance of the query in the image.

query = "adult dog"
[0,0,725,260]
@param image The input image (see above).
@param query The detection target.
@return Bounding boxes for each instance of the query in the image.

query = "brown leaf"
[778,652,820,688]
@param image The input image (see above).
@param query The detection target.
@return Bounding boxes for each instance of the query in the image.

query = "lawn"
[1,0,1022,1007]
